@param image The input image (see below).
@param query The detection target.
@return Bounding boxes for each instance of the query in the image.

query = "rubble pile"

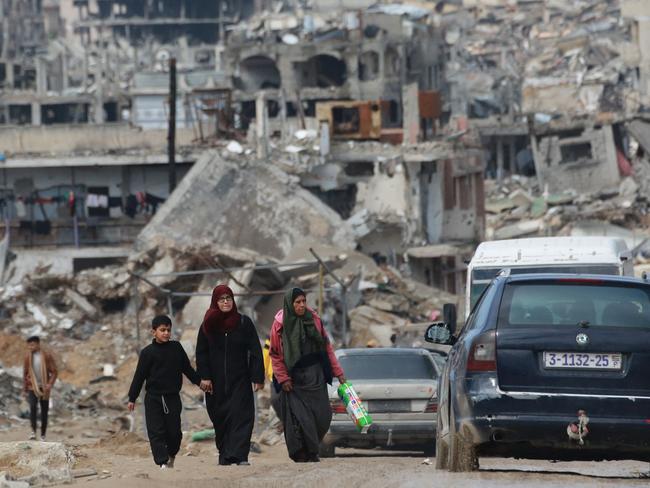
[0,236,459,430]
[446,0,635,118]
[0,367,23,421]
[485,173,650,244]
[0,441,74,485]
[0,267,130,342]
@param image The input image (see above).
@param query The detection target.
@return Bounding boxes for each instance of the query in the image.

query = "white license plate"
[543,352,622,370]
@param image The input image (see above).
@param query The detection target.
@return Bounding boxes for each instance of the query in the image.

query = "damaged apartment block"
[0,2,485,304]
[532,121,621,194]
[223,5,446,139]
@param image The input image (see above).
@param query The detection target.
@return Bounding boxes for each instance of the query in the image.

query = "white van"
[466,236,633,317]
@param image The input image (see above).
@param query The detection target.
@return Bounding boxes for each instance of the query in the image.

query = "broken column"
[403,83,419,144]
[256,92,268,159]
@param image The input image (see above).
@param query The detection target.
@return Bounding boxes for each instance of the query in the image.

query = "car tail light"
[330,399,346,414]
[467,330,497,372]
[424,397,438,413]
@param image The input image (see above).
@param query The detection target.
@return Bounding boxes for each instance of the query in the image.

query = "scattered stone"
[0,442,74,485]
[71,468,97,479]
[0,471,29,488]
[494,219,543,240]
[65,288,98,317]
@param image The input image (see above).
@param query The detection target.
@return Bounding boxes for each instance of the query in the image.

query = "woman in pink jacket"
[270,287,346,462]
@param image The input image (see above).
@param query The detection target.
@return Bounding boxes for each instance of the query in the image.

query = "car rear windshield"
[470,265,620,309]
[339,353,436,380]
[498,281,650,328]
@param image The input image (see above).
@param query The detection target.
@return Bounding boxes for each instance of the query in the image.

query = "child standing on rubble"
[127,315,203,470]
[23,336,58,441]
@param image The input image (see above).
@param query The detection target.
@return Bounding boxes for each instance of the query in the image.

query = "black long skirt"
[205,379,255,465]
[280,363,332,461]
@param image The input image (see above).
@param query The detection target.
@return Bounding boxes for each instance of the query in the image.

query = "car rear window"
[498,281,650,328]
[470,266,620,309]
[339,353,436,380]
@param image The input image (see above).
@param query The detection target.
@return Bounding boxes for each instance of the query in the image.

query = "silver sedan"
[320,347,443,457]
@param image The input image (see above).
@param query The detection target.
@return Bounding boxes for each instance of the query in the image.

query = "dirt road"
[70,447,650,488]
[2,420,649,488]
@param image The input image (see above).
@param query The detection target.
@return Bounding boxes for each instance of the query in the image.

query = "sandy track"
[2,421,649,488]
[68,445,650,488]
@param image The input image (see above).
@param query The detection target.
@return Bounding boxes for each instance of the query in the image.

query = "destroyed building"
[223,5,447,140]
[0,1,258,248]
[0,1,489,304]
[440,0,646,198]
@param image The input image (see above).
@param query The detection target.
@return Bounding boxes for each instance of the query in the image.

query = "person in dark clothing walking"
[195,284,265,466]
[127,315,202,469]
[270,288,346,463]
[22,336,58,441]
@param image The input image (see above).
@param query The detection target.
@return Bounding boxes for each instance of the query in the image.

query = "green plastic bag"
[190,429,215,442]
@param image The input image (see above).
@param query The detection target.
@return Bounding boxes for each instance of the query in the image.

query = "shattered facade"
[223,6,446,139]
[532,122,620,194]
[0,1,487,302]
[447,0,647,195]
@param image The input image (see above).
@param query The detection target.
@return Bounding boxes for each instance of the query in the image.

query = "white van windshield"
[470,265,620,309]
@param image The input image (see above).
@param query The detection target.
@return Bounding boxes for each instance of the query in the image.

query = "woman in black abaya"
[196,284,264,465]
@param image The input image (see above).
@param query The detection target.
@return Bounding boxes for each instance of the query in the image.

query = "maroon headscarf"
[201,284,241,335]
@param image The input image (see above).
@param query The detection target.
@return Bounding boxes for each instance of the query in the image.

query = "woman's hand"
[200,379,213,394]
[253,383,264,392]
[337,375,347,385]
[282,379,293,392]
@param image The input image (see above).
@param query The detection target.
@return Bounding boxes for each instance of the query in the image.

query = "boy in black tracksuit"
[127,315,202,468]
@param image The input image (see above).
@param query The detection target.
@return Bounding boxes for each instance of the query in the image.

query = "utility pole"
[309,248,349,347]
[168,57,177,192]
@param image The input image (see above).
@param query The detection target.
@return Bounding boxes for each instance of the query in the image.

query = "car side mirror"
[443,303,457,333]
[424,323,455,345]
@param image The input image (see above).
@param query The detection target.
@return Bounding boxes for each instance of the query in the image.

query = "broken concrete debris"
[0,442,74,486]
[0,234,459,481]
[485,173,650,251]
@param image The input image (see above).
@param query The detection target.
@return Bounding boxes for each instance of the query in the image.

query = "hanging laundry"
[69,191,76,217]
[86,194,99,207]
[135,191,147,212]
[86,187,110,218]
[15,199,26,218]
[97,195,108,208]
[144,193,166,214]
[125,194,138,219]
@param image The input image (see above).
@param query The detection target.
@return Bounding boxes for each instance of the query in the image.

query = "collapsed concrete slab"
[0,442,73,485]
[135,151,355,259]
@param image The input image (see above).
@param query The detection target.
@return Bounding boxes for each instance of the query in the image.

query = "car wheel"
[449,422,479,472]
[434,412,448,470]
[318,442,335,458]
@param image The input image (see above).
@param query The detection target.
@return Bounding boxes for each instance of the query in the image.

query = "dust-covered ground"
[2,416,649,488]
